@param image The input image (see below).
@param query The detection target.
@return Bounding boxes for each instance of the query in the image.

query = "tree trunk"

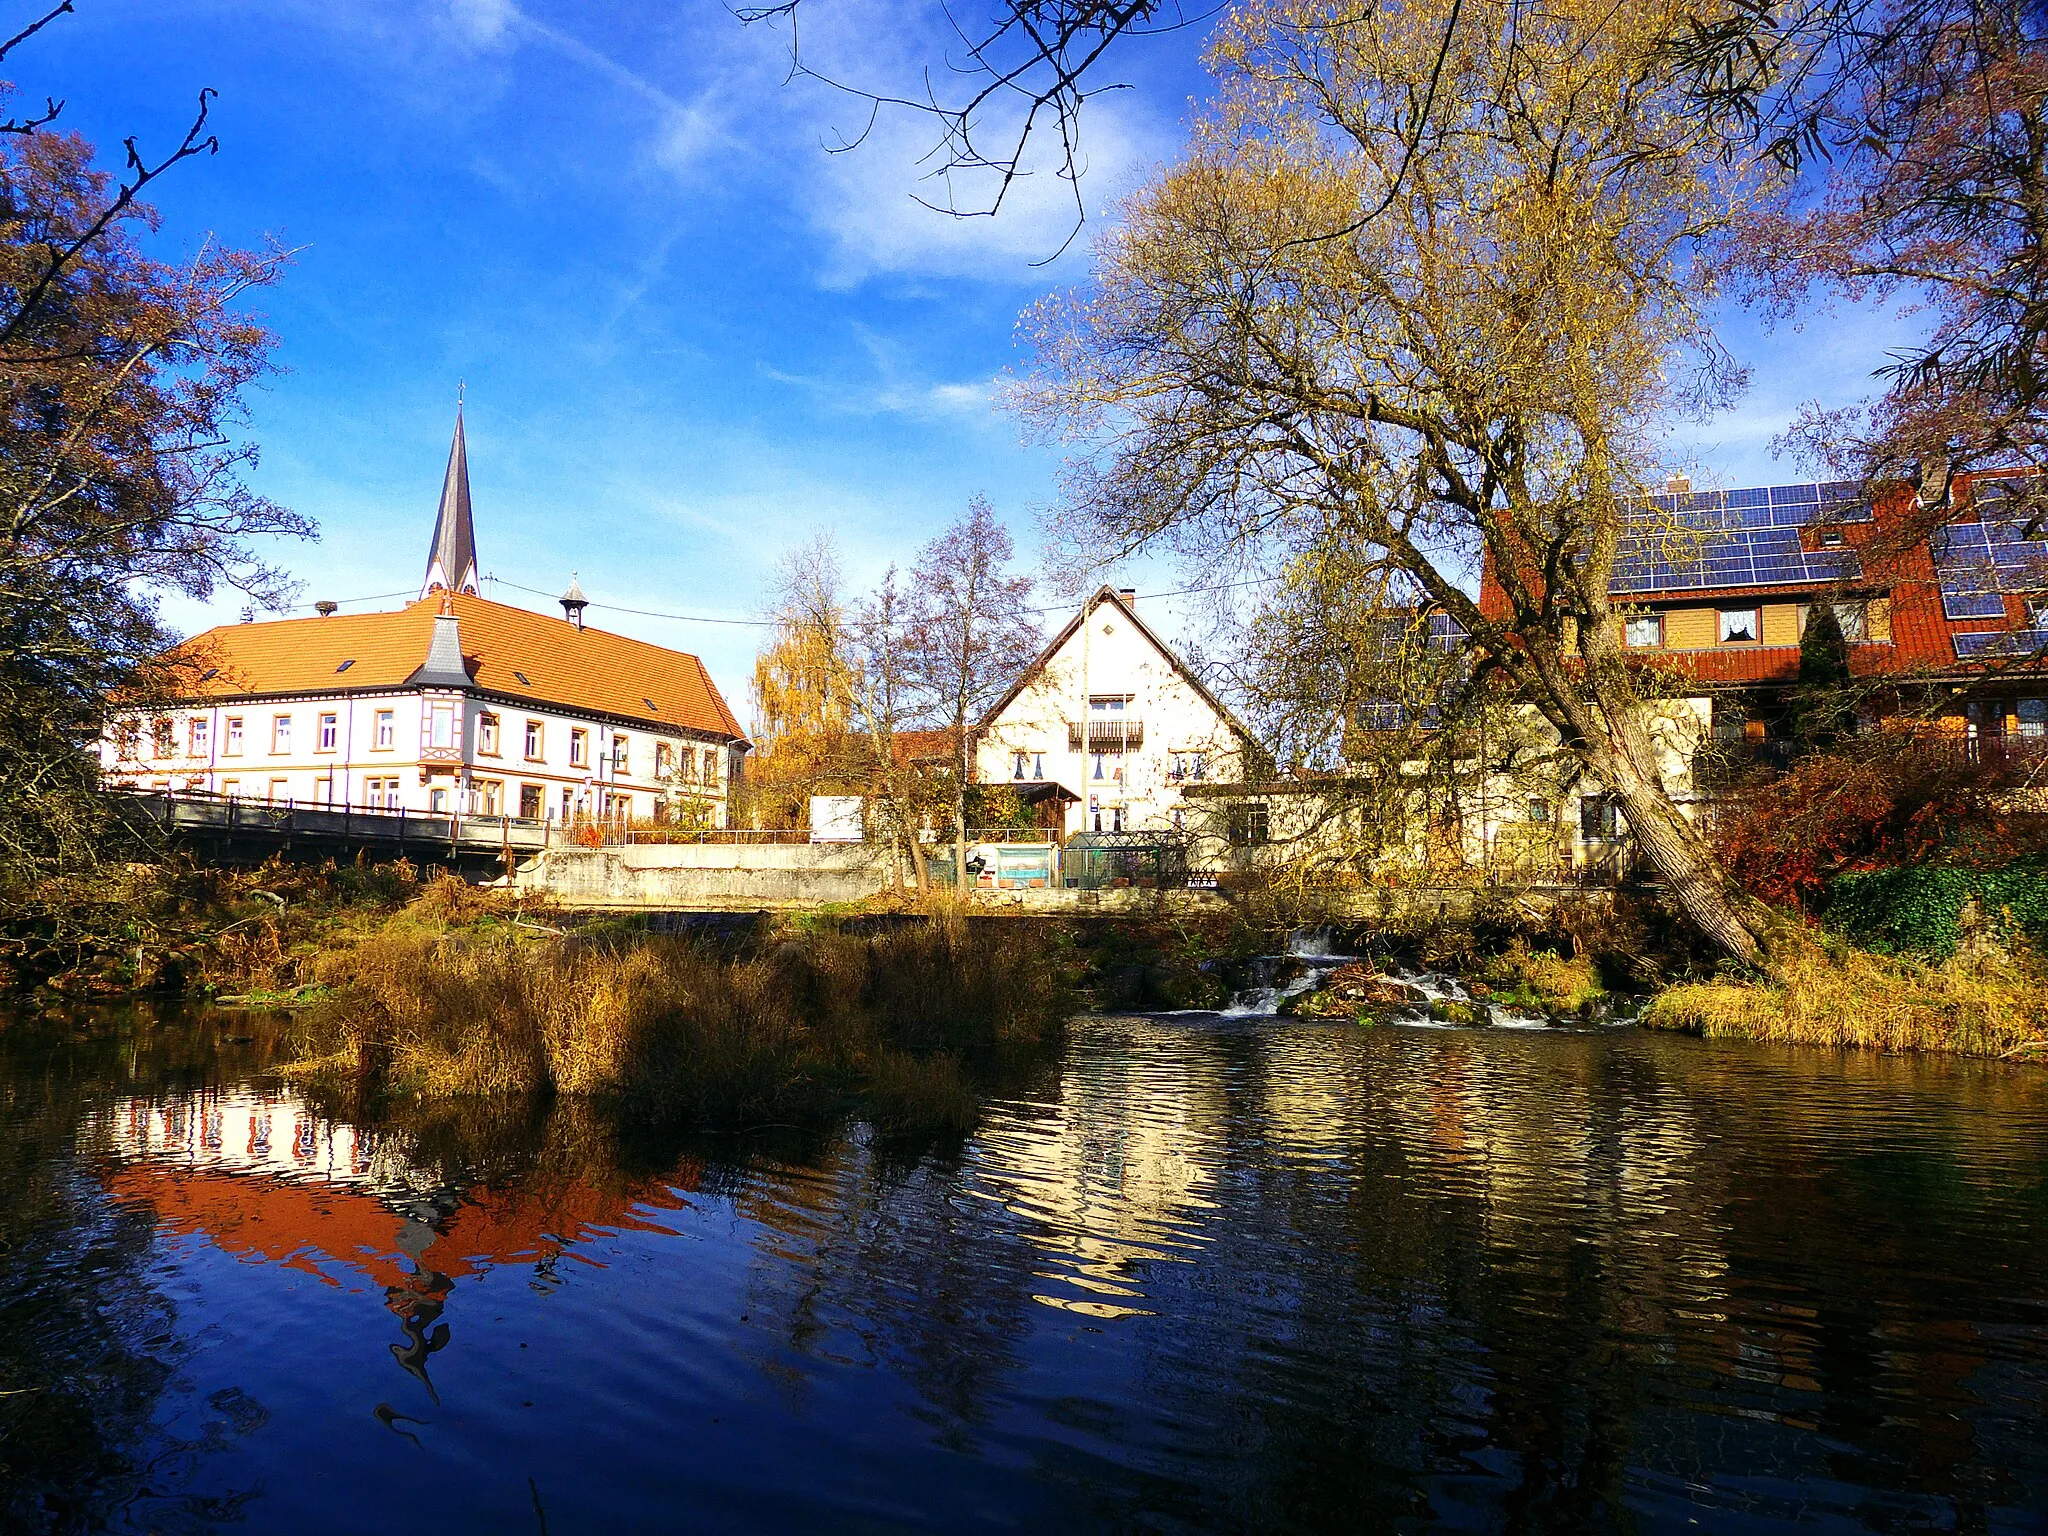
[1594,741,1773,966]
[954,786,969,899]
[954,723,971,899]
[1529,631,1776,968]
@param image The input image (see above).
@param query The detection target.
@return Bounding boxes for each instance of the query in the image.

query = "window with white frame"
[317,712,338,752]
[271,715,291,753]
[1624,614,1663,648]
[524,719,543,758]
[188,717,209,757]
[570,729,588,766]
[152,717,173,758]
[429,703,454,749]
[374,709,395,749]
[702,747,719,783]
[224,717,243,755]
[477,713,499,755]
[611,734,629,773]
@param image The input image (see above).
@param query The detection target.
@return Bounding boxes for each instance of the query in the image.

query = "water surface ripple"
[3,1009,2046,1533]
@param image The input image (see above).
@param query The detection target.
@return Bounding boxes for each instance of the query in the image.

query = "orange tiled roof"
[892,726,964,764]
[170,592,746,741]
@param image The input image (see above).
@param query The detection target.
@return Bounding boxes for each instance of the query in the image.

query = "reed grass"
[1642,935,2048,1059]
[287,905,1071,1133]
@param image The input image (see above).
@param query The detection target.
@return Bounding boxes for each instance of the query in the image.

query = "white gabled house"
[975,586,1259,839]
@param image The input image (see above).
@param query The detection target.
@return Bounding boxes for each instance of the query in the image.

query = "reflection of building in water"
[966,1021,1233,1318]
[90,1088,702,1397]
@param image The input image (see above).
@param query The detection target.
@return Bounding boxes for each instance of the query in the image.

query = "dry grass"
[288,904,1071,1133]
[1642,936,2048,1060]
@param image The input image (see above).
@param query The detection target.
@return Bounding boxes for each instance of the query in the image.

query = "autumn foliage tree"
[746,534,859,828]
[0,28,306,888]
[1018,0,1789,961]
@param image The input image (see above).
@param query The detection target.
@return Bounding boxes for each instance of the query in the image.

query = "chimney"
[1665,472,1692,496]
[560,573,589,631]
[314,600,338,617]
[1117,586,1138,614]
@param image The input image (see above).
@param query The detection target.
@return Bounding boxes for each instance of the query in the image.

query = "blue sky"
[29,0,1913,712]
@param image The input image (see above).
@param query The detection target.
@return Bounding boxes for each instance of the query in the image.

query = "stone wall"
[516,842,891,909]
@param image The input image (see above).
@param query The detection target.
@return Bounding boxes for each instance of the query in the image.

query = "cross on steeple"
[421,400,479,598]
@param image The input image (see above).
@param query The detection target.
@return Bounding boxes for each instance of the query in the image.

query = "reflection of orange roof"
[169,592,745,740]
[106,1163,702,1288]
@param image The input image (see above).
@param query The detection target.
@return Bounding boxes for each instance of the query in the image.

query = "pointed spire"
[560,572,588,629]
[421,402,479,599]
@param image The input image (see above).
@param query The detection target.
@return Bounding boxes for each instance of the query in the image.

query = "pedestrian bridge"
[117,787,555,866]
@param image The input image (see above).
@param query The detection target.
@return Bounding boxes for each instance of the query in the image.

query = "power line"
[482,573,775,626]
[280,587,417,613]
[479,570,1277,626]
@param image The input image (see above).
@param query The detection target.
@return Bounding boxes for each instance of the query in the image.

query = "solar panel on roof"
[1933,508,2048,620]
[1954,629,2048,659]
[1609,480,1874,594]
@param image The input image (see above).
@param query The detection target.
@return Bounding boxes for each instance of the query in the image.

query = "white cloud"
[725,0,1175,286]
[446,0,517,48]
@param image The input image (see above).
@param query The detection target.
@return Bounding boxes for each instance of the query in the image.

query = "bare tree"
[846,565,943,890]
[905,496,1040,890]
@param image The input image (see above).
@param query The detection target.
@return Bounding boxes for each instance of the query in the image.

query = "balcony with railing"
[1068,718,1145,752]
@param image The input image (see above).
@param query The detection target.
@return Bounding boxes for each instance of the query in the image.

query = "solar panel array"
[1933,488,2048,621]
[1953,629,2048,659]
[1609,481,1870,597]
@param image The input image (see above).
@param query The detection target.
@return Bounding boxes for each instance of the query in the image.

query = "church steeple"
[421,405,479,599]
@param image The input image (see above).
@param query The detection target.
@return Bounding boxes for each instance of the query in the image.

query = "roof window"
[644,697,659,712]
[335,659,355,673]
[513,671,531,686]
[199,668,218,682]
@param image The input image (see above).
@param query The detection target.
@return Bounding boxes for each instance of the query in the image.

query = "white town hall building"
[101,414,749,826]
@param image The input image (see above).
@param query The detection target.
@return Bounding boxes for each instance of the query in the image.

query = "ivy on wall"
[1825,862,2048,958]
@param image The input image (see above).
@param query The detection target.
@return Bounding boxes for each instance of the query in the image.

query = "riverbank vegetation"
[1644,936,2048,1061]
[284,892,1073,1134]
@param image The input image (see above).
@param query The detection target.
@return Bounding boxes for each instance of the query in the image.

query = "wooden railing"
[1067,719,1145,752]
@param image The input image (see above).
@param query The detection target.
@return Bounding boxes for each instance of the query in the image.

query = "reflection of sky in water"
[12,1017,2048,1533]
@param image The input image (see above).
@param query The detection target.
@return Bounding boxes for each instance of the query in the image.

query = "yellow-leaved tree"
[1018,0,1784,962]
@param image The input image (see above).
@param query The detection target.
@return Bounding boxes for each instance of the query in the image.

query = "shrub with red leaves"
[1711,740,2048,911]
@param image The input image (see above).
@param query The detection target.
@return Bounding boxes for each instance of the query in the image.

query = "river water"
[4,1003,2047,1534]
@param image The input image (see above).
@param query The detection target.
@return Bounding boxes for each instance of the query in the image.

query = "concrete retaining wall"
[517,842,892,909]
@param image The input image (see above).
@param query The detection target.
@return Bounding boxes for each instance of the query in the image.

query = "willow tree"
[1018,0,1781,962]
[748,535,858,828]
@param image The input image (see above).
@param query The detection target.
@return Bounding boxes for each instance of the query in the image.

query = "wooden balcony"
[1067,719,1145,752]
